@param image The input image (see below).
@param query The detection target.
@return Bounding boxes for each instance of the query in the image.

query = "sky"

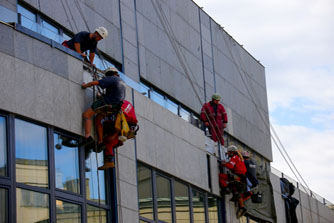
[192,0,334,203]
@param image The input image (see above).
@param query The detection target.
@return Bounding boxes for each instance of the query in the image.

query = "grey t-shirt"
[98,76,126,104]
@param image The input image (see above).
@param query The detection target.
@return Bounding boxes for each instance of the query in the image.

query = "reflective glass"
[87,205,107,223]
[15,119,48,188]
[192,190,205,223]
[156,174,172,222]
[56,200,81,223]
[137,164,153,220]
[0,188,8,223]
[208,195,219,223]
[41,19,59,42]
[166,99,178,115]
[0,116,7,176]
[174,181,190,223]
[137,83,150,97]
[54,133,80,194]
[17,5,38,32]
[150,90,166,108]
[85,150,106,204]
[16,188,49,223]
[180,107,191,122]
[94,56,104,70]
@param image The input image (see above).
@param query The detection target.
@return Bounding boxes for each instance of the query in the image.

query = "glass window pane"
[174,181,190,223]
[62,33,71,41]
[192,190,205,223]
[17,5,38,32]
[156,174,172,222]
[208,195,219,223]
[0,116,7,176]
[41,20,59,42]
[166,99,178,115]
[85,150,106,204]
[15,119,48,188]
[0,188,8,223]
[87,205,107,223]
[180,107,190,122]
[137,164,153,220]
[16,188,49,223]
[150,90,166,108]
[138,83,150,97]
[56,200,81,223]
[54,133,80,194]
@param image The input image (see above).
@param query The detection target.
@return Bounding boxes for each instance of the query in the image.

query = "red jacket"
[200,101,228,129]
[223,154,246,175]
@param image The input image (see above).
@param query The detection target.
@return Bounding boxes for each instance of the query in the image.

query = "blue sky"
[193,0,334,202]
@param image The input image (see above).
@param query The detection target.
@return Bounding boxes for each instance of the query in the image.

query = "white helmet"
[104,67,118,76]
[242,151,250,157]
[95,27,108,39]
[227,145,238,152]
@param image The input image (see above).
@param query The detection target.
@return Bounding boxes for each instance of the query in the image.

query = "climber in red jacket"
[219,145,247,218]
[200,93,228,145]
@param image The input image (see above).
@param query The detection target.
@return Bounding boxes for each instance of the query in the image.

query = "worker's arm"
[74,42,86,57]
[81,81,99,89]
[89,52,95,65]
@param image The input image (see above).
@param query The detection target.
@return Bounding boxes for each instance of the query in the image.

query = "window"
[15,119,48,188]
[85,150,106,204]
[0,188,8,223]
[54,133,80,194]
[87,205,107,223]
[208,195,219,223]
[192,190,206,223]
[156,174,172,222]
[16,188,49,223]
[56,200,81,223]
[17,4,38,32]
[166,99,178,115]
[151,90,166,108]
[174,181,190,223]
[0,116,7,176]
[137,164,154,220]
[180,107,191,122]
[41,19,59,42]
[137,163,222,223]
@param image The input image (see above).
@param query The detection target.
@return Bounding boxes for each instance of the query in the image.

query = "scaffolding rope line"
[60,0,75,32]
[63,0,79,33]
[151,0,228,158]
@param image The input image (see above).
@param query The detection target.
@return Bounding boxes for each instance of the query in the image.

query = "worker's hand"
[81,83,87,89]
[223,123,227,128]
[204,121,209,126]
[81,53,87,58]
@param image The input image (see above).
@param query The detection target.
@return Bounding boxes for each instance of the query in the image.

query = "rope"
[151,0,227,160]
[60,0,75,32]
[63,0,79,32]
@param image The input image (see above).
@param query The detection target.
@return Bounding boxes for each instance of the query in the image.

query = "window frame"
[0,111,116,223]
[137,162,222,223]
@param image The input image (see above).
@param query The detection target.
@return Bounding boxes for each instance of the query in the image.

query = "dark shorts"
[91,99,107,110]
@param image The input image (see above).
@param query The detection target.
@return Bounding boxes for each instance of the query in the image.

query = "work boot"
[98,156,115,170]
[236,207,247,219]
[96,143,105,153]
[220,188,231,196]
[78,136,94,147]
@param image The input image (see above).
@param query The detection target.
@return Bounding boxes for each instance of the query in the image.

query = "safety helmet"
[227,145,237,152]
[95,27,108,39]
[242,151,250,157]
[212,93,221,101]
[104,67,118,76]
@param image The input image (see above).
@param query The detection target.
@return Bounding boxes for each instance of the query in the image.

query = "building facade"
[0,0,333,222]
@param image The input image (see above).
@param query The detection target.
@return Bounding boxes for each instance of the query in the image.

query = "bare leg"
[95,114,104,144]
[82,108,96,138]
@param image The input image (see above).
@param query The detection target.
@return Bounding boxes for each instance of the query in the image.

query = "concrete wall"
[271,173,334,223]
[14,0,271,159]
